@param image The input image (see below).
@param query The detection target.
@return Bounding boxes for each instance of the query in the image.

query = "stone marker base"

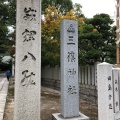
[52,112,89,120]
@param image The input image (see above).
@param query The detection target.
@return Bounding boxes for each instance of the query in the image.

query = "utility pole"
[116,0,120,67]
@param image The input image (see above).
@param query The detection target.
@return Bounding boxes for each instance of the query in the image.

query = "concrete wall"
[41,63,98,104]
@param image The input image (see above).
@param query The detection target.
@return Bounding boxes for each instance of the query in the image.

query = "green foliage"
[41,6,60,66]
[73,3,84,18]
[0,0,16,54]
[42,0,73,15]
[41,5,84,67]
[78,14,116,65]
[7,0,16,28]
[0,0,116,66]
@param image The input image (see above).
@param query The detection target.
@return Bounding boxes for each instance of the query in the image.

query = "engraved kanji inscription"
[116,101,119,107]
[67,24,75,33]
[115,80,118,84]
[67,85,77,95]
[67,51,75,62]
[23,7,37,21]
[22,29,36,42]
[108,76,111,80]
[109,94,112,100]
[68,68,76,76]
[115,87,118,92]
[67,36,75,45]
[109,104,113,109]
[22,52,36,61]
[21,70,35,87]
[108,84,112,91]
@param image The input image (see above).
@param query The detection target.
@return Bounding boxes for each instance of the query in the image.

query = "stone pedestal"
[52,113,89,120]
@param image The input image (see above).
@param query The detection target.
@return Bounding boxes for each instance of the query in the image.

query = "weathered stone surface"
[60,20,79,118]
[14,0,41,120]
[97,62,114,120]
[112,68,120,113]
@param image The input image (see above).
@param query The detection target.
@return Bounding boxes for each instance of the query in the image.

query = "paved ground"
[0,76,9,120]
[3,78,98,120]
[0,72,6,82]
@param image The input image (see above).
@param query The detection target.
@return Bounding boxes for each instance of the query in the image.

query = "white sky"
[72,0,116,21]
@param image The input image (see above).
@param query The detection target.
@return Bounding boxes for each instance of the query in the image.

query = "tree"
[0,0,16,54]
[41,5,84,66]
[73,3,84,18]
[78,13,116,65]
[42,6,61,66]
[42,0,73,15]
[0,0,9,53]
[7,0,16,28]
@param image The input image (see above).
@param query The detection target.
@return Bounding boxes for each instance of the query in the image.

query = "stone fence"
[41,62,99,104]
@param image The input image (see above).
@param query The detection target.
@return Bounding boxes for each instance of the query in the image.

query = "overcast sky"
[72,0,116,21]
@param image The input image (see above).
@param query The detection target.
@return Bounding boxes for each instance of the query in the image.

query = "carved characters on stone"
[67,85,77,95]
[67,24,75,33]
[67,36,75,45]
[109,94,112,100]
[22,52,36,61]
[23,7,37,21]
[21,70,35,87]
[67,51,75,62]
[108,76,111,80]
[20,6,38,88]
[22,29,36,42]
[115,101,119,107]
[109,104,112,109]
[108,76,113,110]
[115,79,118,84]
[68,68,76,77]
[108,84,112,91]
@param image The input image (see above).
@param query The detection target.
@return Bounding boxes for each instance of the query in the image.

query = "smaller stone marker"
[52,20,89,120]
[113,68,120,120]
[98,63,120,120]
[112,68,120,113]
[97,62,114,120]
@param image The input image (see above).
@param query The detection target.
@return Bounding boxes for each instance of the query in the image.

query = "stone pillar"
[14,0,41,120]
[113,68,120,120]
[52,20,89,120]
[97,62,114,120]
[112,68,120,113]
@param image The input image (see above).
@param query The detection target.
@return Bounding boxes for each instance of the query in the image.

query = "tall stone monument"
[52,20,89,120]
[14,0,41,120]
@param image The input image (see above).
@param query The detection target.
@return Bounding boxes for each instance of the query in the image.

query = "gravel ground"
[3,79,98,120]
